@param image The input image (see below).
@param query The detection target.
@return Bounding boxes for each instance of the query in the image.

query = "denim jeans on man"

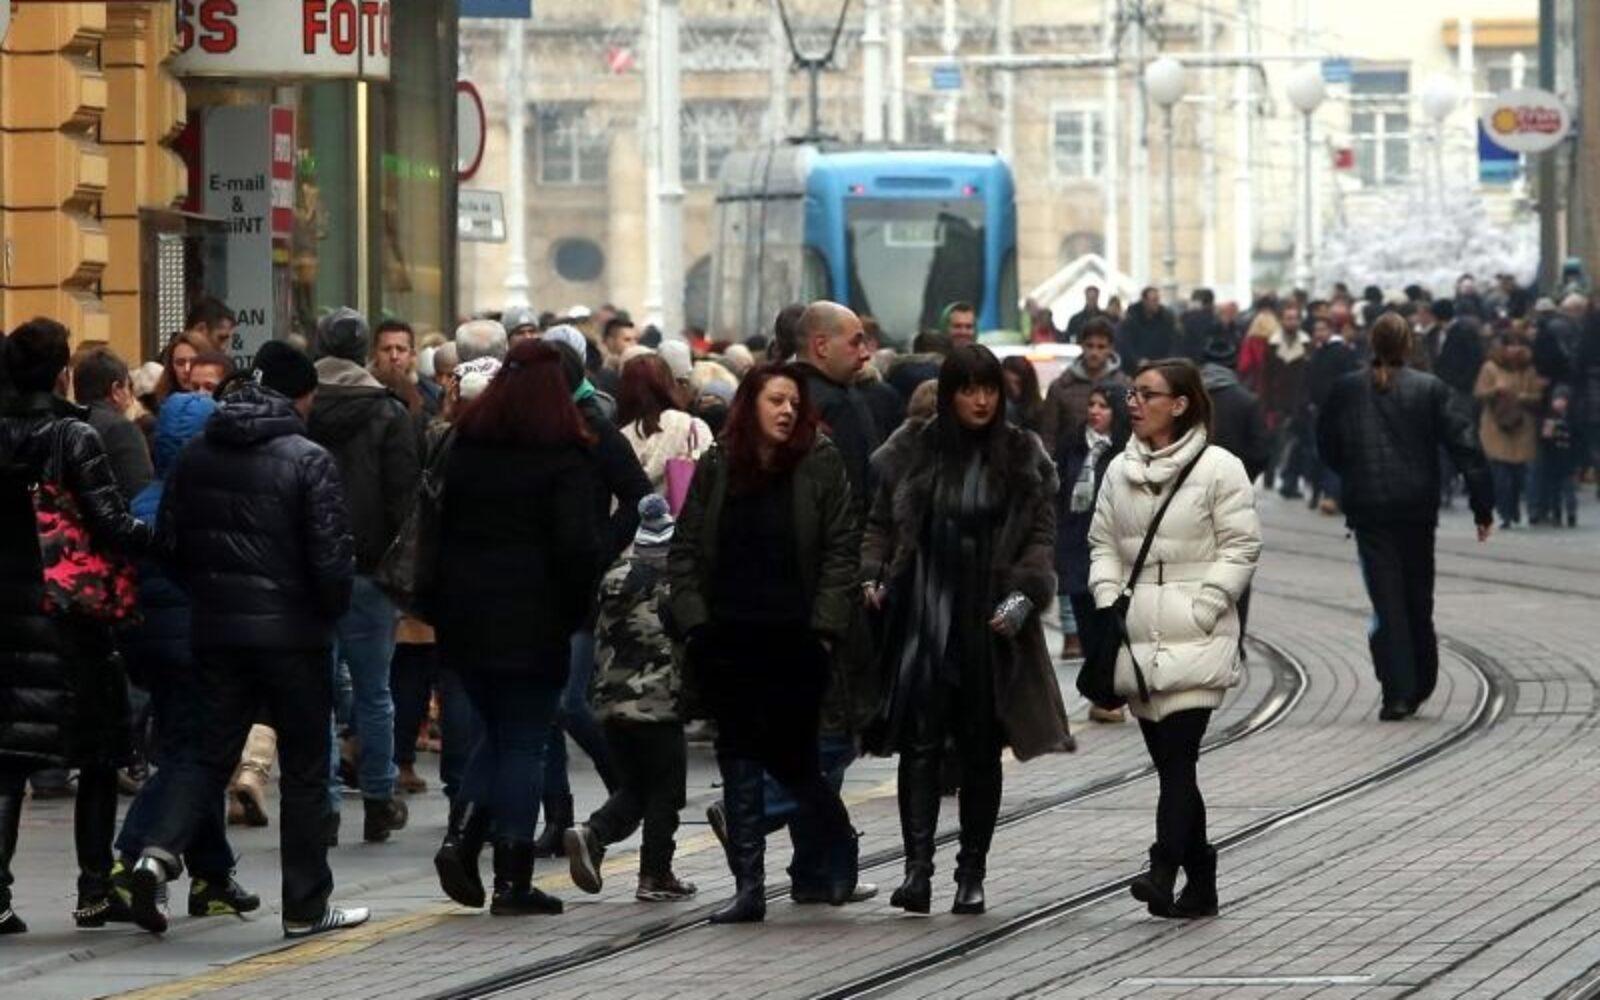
[763,732,857,886]
[327,576,399,807]
[457,659,565,841]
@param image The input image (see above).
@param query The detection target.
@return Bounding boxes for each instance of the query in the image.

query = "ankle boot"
[434,800,490,908]
[826,829,861,907]
[532,793,573,859]
[1173,844,1218,918]
[0,792,25,934]
[950,754,999,916]
[889,752,939,914]
[489,840,563,916]
[1129,844,1180,918]
[708,757,766,924]
[951,872,985,915]
[74,869,134,928]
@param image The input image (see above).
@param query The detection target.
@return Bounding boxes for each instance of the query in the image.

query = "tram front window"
[845,198,986,347]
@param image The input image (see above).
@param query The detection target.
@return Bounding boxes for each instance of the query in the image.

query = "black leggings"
[1137,708,1212,864]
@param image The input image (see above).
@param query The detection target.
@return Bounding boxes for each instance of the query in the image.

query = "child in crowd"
[1538,387,1580,527]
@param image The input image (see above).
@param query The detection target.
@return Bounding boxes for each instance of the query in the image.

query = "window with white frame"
[681,103,759,186]
[536,104,609,185]
[1482,51,1539,95]
[1051,107,1105,180]
[1350,68,1410,187]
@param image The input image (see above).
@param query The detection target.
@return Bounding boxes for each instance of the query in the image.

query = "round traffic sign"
[456,80,486,181]
[1481,88,1570,154]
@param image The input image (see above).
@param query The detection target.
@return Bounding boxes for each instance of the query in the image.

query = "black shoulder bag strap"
[1114,444,1208,702]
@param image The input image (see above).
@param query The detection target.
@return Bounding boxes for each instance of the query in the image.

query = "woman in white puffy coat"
[1088,358,1261,921]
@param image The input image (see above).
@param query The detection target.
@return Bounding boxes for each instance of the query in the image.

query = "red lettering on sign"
[303,0,327,54]
[198,0,238,54]
[360,1,380,54]
[330,0,358,55]
[178,0,195,51]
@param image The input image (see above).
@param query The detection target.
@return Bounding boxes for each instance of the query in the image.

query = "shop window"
[537,104,609,185]
[552,238,606,282]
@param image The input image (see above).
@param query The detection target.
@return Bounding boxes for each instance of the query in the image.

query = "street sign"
[1481,88,1570,154]
[460,0,531,16]
[931,63,962,92]
[1320,58,1352,85]
[1478,122,1519,183]
[456,81,486,181]
[458,189,506,243]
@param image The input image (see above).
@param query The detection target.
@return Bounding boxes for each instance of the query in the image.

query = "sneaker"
[363,797,408,843]
[111,859,169,915]
[564,825,605,894]
[283,905,370,939]
[189,875,262,917]
[0,906,25,935]
[1059,634,1082,661]
[397,763,428,795]
[127,857,171,934]
[636,873,698,902]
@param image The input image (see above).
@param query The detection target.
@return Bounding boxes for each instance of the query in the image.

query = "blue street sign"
[461,0,531,17]
[931,63,962,92]
[1321,58,1352,85]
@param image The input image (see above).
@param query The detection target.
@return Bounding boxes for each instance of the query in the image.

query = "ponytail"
[1369,313,1412,392]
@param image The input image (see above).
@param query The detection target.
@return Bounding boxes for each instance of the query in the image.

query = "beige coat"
[1473,360,1543,465]
[1088,427,1262,722]
[620,408,713,495]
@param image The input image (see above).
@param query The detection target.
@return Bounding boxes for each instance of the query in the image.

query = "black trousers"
[0,763,117,888]
[1354,523,1439,707]
[899,672,1003,878]
[390,642,436,768]
[140,647,334,923]
[587,720,687,878]
[1137,708,1212,865]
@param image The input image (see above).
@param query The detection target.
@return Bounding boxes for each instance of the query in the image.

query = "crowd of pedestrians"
[0,269,1591,943]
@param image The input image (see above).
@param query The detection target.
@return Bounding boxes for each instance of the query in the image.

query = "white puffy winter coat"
[1088,427,1262,722]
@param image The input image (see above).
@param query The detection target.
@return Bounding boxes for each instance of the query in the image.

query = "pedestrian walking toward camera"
[864,345,1074,917]
[565,495,697,903]
[1317,314,1493,722]
[1089,358,1261,920]
[669,363,861,924]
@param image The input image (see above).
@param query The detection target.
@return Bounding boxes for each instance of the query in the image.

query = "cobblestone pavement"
[3,487,1598,1000]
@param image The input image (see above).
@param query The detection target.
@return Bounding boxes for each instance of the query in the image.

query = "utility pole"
[644,0,663,325]
[1130,8,1150,287]
[1458,17,1476,191]
[862,0,886,142]
[997,0,1014,161]
[1199,0,1216,290]
[1577,0,1600,283]
[1231,0,1254,303]
[1102,0,1120,276]
[1537,0,1558,292]
[887,0,906,142]
[658,0,684,338]
[503,19,529,310]
[941,0,958,144]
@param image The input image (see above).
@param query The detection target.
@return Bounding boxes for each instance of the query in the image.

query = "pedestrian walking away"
[1089,357,1262,920]
[864,344,1075,917]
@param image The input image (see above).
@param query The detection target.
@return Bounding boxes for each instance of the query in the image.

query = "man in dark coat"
[1065,285,1107,343]
[1200,337,1270,482]
[1178,289,1223,363]
[128,342,367,940]
[73,348,153,501]
[1117,287,1179,370]
[306,307,419,845]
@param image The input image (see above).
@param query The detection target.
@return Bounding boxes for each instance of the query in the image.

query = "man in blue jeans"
[307,307,420,844]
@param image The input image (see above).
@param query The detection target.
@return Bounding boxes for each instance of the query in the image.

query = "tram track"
[805,631,1512,1000]
[423,636,1306,1000]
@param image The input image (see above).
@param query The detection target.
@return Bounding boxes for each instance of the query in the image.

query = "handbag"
[32,478,139,624]
[1075,445,1207,709]
[663,421,701,515]
[376,427,455,621]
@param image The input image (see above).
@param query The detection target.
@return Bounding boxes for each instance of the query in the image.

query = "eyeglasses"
[1125,388,1175,404]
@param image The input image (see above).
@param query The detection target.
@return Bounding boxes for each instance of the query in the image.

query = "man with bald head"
[793,301,879,505]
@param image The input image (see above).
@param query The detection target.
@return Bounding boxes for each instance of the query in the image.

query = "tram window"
[844,198,985,346]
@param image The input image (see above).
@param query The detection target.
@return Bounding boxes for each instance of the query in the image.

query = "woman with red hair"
[616,353,711,496]
[430,340,605,918]
[668,363,860,923]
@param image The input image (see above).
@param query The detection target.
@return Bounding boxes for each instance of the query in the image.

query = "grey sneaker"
[283,906,370,939]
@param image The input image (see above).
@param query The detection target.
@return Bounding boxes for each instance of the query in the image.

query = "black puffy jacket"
[306,359,419,574]
[1316,367,1493,529]
[159,383,354,651]
[0,393,150,767]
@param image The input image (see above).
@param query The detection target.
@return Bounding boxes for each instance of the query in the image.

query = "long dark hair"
[616,354,683,436]
[154,330,212,402]
[1135,358,1213,439]
[454,340,595,449]
[934,344,1008,459]
[1001,354,1041,428]
[720,362,819,493]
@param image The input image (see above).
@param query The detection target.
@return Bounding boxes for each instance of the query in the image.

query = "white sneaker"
[283,905,370,939]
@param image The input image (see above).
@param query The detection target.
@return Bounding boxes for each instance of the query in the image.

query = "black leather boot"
[1129,844,1180,918]
[532,792,573,859]
[489,840,563,916]
[434,800,490,908]
[1173,844,1218,918]
[0,791,24,934]
[826,828,861,907]
[889,752,939,914]
[951,751,999,916]
[708,757,766,924]
[951,873,986,915]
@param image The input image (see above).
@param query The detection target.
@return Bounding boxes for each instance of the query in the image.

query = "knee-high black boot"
[0,789,25,934]
[952,753,1000,915]
[890,751,940,914]
[709,756,766,924]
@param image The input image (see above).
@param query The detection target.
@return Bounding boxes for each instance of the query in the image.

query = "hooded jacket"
[159,382,354,650]
[1201,363,1271,482]
[129,392,216,622]
[1038,353,1128,455]
[307,357,420,573]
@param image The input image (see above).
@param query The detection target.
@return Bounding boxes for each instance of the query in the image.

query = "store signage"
[458,189,506,243]
[174,0,392,81]
[460,0,532,16]
[1320,58,1352,85]
[457,81,486,181]
[1480,88,1570,154]
[203,105,292,368]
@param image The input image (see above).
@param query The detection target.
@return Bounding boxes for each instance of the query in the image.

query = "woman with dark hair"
[153,331,212,403]
[430,340,605,917]
[1089,358,1260,920]
[0,319,153,932]
[1057,384,1131,723]
[1000,354,1042,432]
[617,354,711,495]
[1474,332,1543,528]
[863,344,1073,916]
[669,363,861,923]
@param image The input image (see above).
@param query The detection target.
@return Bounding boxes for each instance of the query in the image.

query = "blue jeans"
[541,630,617,802]
[327,576,399,805]
[764,732,857,886]
[457,663,565,841]
[1057,592,1078,638]
[1489,461,1527,525]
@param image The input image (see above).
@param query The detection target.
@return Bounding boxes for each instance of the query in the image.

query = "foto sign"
[175,0,392,81]
[1481,88,1570,154]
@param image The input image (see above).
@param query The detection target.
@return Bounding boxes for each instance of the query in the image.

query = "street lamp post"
[1145,56,1186,304]
[1286,64,1326,294]
[1420,72,1462,212]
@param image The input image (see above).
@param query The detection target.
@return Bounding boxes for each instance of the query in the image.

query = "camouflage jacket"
[592,556,681,724]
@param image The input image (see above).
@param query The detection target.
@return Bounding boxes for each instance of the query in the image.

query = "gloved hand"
[1190,588,1231,635]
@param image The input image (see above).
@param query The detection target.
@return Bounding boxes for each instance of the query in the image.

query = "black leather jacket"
[1316,367,1493,529]
[160,383,354,650]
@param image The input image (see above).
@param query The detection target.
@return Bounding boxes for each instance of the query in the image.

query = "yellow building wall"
[1,2,185,360]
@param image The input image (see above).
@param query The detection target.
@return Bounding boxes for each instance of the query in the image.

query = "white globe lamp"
[1144,57,1187,108]
[1420,72,1461,123]
[1286,64,1327,115]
